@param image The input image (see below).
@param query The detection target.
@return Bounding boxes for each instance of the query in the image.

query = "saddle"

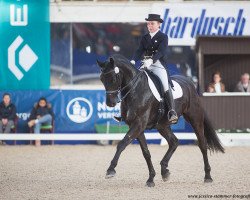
[144,69,165,123]
[145,69,165,98]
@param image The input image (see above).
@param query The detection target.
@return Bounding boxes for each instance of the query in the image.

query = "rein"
[102,67,143,102]
[119,71,143,102]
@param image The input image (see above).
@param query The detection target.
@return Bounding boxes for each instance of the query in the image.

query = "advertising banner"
[152,3,250,46]
[0,0,50,89]
[0,90,190,134]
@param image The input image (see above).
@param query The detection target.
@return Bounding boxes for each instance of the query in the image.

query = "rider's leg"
[164,87,178,124]
[148,61,178,124]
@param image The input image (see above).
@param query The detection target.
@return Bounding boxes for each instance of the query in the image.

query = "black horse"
[97,54,224,187]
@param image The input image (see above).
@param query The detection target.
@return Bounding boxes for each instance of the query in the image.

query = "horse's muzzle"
[106,93,119,107]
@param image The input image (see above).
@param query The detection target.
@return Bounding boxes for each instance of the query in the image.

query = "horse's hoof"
[105,170,116,179]
[162,171,170,182]
[146,181,155,187]
[204,178,213,183]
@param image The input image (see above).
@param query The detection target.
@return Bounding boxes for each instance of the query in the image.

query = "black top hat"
[145,14,163,23]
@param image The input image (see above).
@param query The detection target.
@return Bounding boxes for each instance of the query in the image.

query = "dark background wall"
[201,95,250,129]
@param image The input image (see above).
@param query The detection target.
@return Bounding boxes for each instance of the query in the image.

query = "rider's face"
[147,21,161,33]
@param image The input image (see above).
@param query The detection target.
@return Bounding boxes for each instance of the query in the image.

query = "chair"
[30,120,54,145]
[1,116,18,145]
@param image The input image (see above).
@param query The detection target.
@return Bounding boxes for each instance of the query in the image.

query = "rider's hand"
[144,59,153,68]
[130,60,135,65]
[139,65,145,70]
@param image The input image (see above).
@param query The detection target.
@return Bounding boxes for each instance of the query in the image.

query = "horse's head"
[97,57,121,107]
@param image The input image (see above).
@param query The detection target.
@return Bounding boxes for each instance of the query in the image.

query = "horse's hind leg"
[157,125,179,181]
[183,111,213,183]
[137,133,156,187]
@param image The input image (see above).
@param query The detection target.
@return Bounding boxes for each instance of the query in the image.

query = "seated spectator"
[234,73,250,92]
[207,72,225,93]
[28,97,54,146]
[0,93,16,134]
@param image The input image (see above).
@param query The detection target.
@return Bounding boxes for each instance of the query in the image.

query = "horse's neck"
[121,67,138,87]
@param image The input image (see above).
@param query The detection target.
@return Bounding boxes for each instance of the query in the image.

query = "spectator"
[207,72,225,93]
[0,93,16,134]
[234,73,250,92]
[28,97,54,146]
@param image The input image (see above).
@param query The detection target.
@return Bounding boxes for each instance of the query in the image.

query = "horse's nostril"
[107,102,116,107]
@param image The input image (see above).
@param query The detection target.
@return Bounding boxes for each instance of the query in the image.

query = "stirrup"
[113,116,122,122]
[167,110,178,124]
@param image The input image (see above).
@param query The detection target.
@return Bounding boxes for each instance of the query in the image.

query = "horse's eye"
[112,78,116,83]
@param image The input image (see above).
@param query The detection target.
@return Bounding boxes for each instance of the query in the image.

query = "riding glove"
[144,59,153,68]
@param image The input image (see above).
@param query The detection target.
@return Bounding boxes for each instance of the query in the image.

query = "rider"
[131,14,178,124]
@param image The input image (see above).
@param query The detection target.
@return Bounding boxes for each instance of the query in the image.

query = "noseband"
[101,66,142,102]
[102,66,121,95]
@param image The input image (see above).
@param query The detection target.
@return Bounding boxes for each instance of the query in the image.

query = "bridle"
[101,66,121,95]
[101,65,143,103]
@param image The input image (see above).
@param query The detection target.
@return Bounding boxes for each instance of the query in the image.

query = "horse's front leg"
[105,121,144,179]
[137,133,156,187]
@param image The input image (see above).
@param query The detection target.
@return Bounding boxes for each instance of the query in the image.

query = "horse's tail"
[204,111,225,153]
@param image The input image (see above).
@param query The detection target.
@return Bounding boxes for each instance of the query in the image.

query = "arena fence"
[0,133,193,140]
[0,133,250,146]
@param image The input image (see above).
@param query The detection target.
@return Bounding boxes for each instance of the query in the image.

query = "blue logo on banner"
[161,9,246,38]
[66,97,93,123]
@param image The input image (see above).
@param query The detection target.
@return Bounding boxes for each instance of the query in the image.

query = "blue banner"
[0,90,193,138]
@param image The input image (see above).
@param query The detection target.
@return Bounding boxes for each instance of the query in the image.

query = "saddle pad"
[145,69,165,99]
[144,71,183,102]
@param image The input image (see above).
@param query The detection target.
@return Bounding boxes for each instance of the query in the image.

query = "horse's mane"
[110,54,138,73]
[110,54,130,64]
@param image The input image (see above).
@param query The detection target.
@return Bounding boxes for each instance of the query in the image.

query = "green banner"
[0,0,50,90]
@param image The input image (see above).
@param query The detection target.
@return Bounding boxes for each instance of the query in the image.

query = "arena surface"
[0,145,249,200]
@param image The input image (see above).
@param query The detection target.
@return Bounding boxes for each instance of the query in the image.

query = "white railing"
[203,92,250,96]
[1,133,250,145]
[0,133,186,141]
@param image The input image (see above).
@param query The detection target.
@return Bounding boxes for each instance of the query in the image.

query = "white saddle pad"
[144,71,183,102]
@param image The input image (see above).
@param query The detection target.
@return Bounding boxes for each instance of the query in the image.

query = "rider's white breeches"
[146,60,169,91]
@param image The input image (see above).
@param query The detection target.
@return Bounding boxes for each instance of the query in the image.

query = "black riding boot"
[164,89,178,124]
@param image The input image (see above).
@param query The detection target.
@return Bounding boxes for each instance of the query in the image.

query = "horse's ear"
[110,57,114,66]
[96,60,104,68]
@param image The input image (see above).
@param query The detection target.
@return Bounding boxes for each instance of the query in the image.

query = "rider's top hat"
[145,14,163,23]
